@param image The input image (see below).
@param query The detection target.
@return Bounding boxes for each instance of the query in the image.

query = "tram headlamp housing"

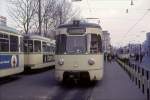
[88,58,95,65]
[58,59,64,65]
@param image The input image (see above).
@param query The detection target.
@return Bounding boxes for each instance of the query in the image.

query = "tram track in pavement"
[48,81,96,100]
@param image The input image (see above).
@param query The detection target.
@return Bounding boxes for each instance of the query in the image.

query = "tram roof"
[24,35,51,42]
[58,22,102,29]
[0,25,18,34]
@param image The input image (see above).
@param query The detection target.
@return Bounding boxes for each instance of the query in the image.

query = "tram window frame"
[20,37,24,52]
[47,44,51,53]
[66,35,87,54]
[42,41,50,52]
[34,40,41,52]
[90,34,102,54]
[28,40,33,52]
[10,35,19,52]
[51,45,54,53]
[23,40,28,52]
[42,41,47,52]
[56,34,67,54]
[51,45,55,54]
[0,33,9,52]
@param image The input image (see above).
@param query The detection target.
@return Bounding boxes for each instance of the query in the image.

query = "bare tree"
[54,0,78,27]
[8,0,38,34]
[33,0,78,37]
[8,0,79,36]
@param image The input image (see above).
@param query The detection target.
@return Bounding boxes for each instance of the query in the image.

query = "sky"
[0,0,150,46]
[73,0,150,46]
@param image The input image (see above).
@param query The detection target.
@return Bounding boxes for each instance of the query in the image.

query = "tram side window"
[52,46,55,54]
[34,40,41,52]
[20,37,23,52]
[24,40,28,52]
[0,33,9,52]
[51,45,55,54]
[47,45,51,53]
[56,34,67,54]
[28,40,33,52]
[90,34,102,53]
[10,35,19,52]
[42,42,47,52]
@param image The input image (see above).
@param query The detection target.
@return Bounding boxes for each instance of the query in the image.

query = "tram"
[0,24,24,77]
[55,20,104,82]
[24,35,55,70]
[117,48,130,60]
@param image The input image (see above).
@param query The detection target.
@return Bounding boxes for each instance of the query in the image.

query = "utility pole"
[139,44,141,63]
[38,0,42,36]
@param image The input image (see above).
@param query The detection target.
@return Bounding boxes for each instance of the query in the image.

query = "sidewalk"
[91,61,146,100]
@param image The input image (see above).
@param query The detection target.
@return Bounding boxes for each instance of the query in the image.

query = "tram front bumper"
[55,68,103,82]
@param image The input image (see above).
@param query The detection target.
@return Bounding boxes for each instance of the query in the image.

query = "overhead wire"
[120,9,150,45]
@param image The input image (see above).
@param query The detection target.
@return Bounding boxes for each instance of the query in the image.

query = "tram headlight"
[58,59,64,65]
[88,58,95,65]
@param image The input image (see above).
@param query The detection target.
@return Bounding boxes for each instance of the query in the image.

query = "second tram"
[55,20,104,82]
[24,35,55,70]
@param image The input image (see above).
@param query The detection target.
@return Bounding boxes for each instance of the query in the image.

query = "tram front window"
[66,36,86,54]
[56,34,86,54]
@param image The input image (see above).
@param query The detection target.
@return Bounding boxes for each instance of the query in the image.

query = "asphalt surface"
[0,62,147,100]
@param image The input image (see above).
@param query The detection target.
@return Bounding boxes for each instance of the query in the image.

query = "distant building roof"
[102,31,110,35]
[0,25,18,34]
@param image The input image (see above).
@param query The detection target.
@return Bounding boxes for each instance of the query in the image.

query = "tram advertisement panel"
[0,55,19,69]
[43,55,54,63]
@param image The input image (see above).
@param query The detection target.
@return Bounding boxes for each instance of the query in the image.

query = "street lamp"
[130,0,134,6]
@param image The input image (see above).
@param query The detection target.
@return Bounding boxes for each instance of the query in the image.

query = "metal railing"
[117,59,150,100]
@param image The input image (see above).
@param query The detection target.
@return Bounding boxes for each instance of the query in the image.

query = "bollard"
[138,67,142,89]
[142,84,145,94]
[141,68,145,93]
[135,77,138,85]
[117,59,150,100]
[147,88,149,100]
[146,71,150,100]
[146,71,149,80]
[138,79,141,89]
[132,65,135,82]
[134,65,137,84]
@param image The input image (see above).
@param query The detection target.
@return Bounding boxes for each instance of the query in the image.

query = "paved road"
[0,62,147,100]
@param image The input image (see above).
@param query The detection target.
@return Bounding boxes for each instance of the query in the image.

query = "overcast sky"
[0,0,150,46]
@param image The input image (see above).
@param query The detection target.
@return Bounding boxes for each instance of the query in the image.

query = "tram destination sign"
[67,28,86,35]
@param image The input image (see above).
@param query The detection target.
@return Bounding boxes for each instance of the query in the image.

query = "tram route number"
[43,55,54,63]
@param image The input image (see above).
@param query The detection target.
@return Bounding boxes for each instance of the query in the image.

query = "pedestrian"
[108,54,112,63]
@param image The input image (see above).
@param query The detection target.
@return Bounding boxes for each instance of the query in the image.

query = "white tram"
[0,25,24,77]
[24,35,55,70]
[55,20,104,82]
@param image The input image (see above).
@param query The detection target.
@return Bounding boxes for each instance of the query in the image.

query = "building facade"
[143,32,150,56]
[102,31,111,53]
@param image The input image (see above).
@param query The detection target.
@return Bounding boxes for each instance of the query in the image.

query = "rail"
[117,59,150,100]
